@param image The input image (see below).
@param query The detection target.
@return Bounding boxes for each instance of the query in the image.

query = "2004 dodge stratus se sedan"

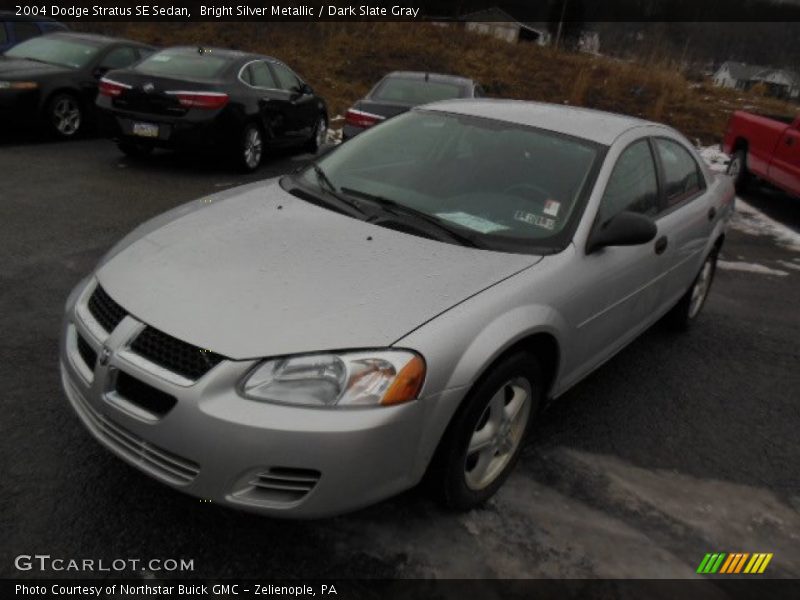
[60,100,734,518]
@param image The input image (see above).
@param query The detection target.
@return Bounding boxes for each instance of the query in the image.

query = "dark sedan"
[0,32,153,138]
[342,71,484,140]
[96,46,329,171]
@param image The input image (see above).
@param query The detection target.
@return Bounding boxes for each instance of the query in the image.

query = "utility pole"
[555,0,569,49]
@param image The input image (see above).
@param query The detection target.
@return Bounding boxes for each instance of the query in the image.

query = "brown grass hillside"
[80,21,799,144]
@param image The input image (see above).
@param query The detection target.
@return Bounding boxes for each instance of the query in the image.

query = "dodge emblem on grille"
[99,346,112,366]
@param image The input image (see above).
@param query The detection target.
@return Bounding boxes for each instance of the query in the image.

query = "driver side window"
[599,140,659,224]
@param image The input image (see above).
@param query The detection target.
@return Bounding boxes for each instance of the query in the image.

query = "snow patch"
[717,260,788,277]
[732,199,800,252]
[699,145,730,173]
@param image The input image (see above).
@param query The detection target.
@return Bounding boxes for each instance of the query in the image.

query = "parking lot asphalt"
[1,136,799,580]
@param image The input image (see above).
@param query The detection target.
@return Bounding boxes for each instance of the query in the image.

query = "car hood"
[96,180,541,360]
[0,56,72,78]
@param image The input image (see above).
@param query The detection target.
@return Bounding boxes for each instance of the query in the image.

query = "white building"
[712,61,800,99]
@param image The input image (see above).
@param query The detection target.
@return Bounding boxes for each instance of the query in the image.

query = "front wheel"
[46,93,83,139]
[236,123,264,172]
[665,249,719,330]
[429,352,540,510]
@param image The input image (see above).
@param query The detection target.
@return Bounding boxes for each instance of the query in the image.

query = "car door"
[768,119,800,197]
[268,60,317,143]
[650,137,714,314]
[239,59,293,144]
[568,139,664,374]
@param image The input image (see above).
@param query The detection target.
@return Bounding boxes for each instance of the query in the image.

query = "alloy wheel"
[688,256,715,319]
[52,97,81,136]
[243,126,263,169]
[464,377,532,490]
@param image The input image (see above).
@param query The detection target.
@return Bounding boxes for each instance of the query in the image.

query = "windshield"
[372,77,466,104]
[135,49,231,80]
[5,37,100,69]
[297,110,603,252]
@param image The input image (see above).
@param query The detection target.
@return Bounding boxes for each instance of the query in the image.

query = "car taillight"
[99,78,131,98]
[345,108,384,129]
[167,91,229,110]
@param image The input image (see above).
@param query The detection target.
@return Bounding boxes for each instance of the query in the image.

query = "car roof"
[161,45,251,60]
[41,31,151,48]
[384,71,475,86]
[423,99,661,145]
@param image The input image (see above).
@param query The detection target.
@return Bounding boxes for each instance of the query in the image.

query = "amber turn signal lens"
[381,354,426,406]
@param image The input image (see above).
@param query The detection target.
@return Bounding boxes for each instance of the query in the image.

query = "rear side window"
[100,46,139,70]
[654,138,704,206]
[135,49,230,80]
[599,140,659,223]
[12,21,40,42]
[247,61,277,88]
[271,61,301,91]
[372,77,465,104]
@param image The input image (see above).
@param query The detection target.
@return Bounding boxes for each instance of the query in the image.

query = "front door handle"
[654,236,668,255]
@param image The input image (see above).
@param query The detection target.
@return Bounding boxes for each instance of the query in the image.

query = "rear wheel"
[429,351,540,510]
[237,123,263,172]
[305,114,327,153]
[727,148,750,193]
[665,249,719,330]
[46,93,83,139]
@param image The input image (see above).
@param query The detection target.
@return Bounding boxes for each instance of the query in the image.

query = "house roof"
[717,61,765,81]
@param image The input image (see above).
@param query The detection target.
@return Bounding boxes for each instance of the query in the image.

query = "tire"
[236,122,264,172]
[305,114,327,154]
[429,351,541,510]
[117,141,154,159]
[665,248,719,330]
[727,148,750,193]
[46,92,83,139]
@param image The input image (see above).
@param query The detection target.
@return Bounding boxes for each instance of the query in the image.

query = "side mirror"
[586,211,657,254]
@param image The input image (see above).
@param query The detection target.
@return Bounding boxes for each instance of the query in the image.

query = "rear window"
[135,49,230,80]
[5,36,99,68]
[372,77,466,105]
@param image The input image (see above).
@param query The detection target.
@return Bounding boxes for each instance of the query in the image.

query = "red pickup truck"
[723,110,800,197]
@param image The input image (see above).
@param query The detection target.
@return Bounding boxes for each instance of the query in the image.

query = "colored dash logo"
[697,553,773,574]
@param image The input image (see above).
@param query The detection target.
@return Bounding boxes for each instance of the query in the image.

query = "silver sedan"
[60,100,734,517]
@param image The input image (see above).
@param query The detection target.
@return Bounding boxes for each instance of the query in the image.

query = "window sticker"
[543,199,561,217]
[513,210,556,230]
[436,212,510,234]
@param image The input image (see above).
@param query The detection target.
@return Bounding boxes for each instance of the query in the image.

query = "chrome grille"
[87,285,127,333]
[76,333,97,371]
[130,326,225,381]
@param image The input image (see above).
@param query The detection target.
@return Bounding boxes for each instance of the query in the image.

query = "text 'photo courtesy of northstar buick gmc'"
[60,100,734,518]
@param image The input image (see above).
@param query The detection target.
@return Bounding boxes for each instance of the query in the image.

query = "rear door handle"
[708,206,717,221]
[654,236,668,255]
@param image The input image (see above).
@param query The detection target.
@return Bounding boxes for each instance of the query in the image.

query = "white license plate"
[132,122,159,138]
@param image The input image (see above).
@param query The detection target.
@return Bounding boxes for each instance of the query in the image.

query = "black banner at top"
[3,0,800,22]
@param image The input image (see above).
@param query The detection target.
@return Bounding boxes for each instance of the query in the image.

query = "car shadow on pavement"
[738,184,800,234]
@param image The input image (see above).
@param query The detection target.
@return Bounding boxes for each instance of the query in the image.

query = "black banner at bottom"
[4,579,800,600]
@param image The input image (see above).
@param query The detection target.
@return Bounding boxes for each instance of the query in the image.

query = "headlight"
[240,350,426,408]
[0,81,39,90]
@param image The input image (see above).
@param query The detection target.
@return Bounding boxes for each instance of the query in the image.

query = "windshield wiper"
[308,164,367,217]
[340,187,482,248]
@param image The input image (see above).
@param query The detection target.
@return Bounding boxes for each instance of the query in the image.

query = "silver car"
[60,100,734,517]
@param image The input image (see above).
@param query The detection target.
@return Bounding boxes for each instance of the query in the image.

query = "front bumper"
[59,279,442,518]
